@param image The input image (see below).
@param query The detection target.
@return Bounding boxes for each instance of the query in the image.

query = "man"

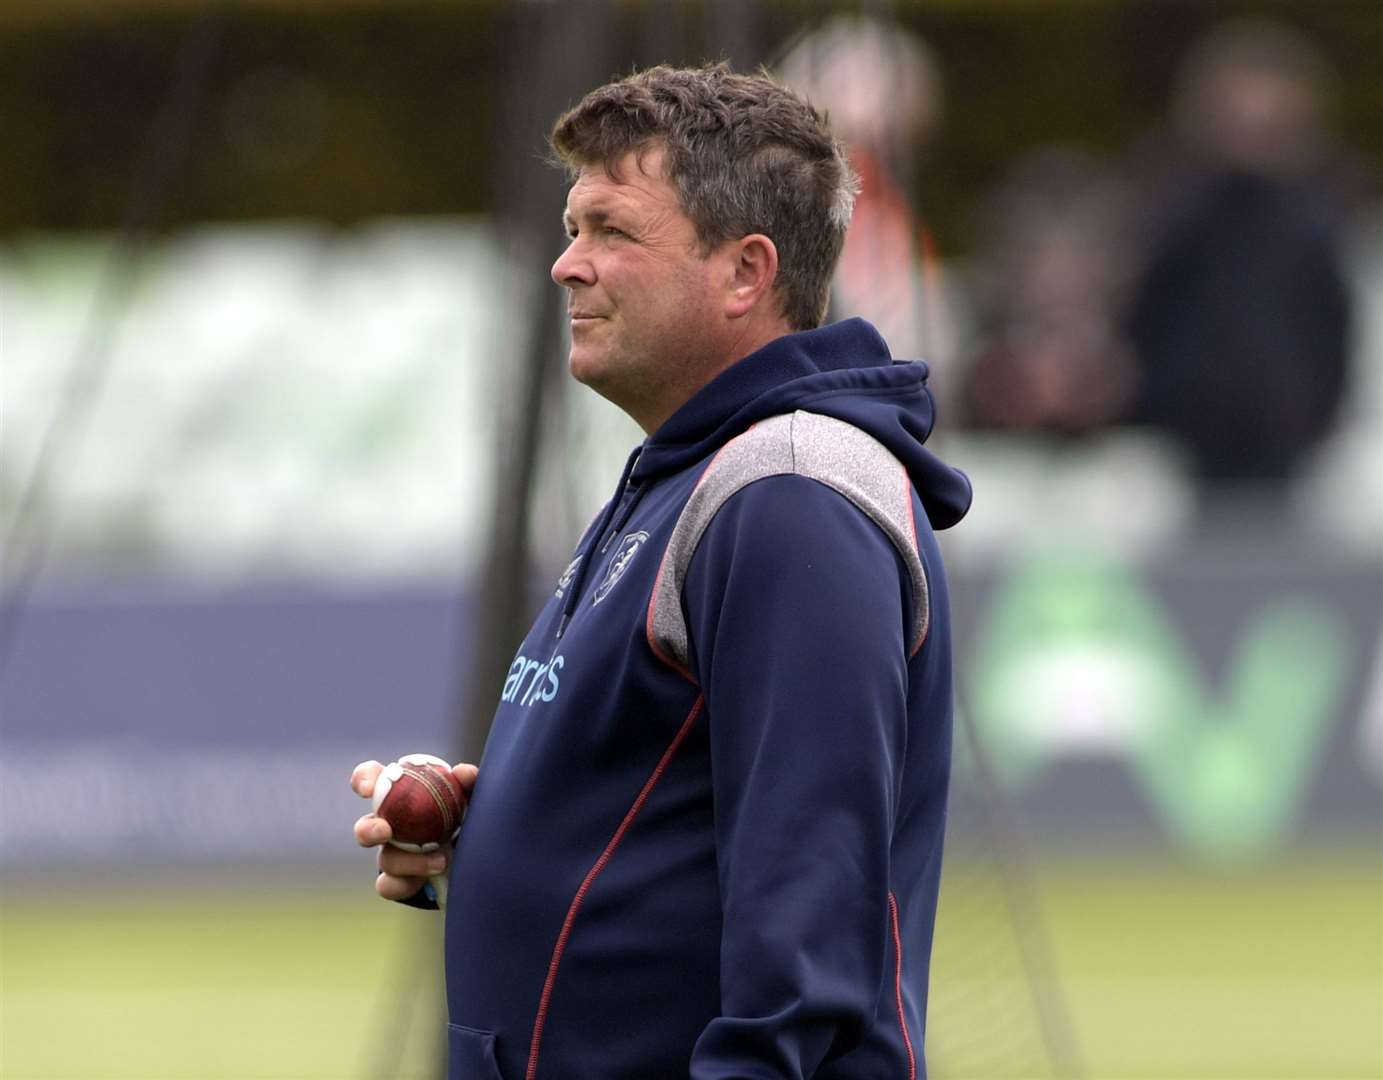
[353,64,970,1079]
[1126,20,1351,488]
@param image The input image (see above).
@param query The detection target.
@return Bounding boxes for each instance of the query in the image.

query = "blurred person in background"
[778,15,960,412]
[1125,19,1354,493]
[960,148,1139,433]
[352,64,971,1080]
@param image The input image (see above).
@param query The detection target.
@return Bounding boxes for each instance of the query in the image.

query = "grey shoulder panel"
[645,411,930,679]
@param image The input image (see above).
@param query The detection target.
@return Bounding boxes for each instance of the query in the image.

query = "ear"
[723,234,779,320]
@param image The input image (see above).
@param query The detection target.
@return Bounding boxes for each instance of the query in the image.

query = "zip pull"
[601,453,643,552]
[601,478,646,554]
[555,443,644,638]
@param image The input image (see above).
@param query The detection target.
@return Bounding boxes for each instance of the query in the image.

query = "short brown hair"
[550,64,858,331]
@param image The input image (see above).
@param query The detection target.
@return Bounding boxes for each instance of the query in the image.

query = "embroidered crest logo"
[593,531,649,605]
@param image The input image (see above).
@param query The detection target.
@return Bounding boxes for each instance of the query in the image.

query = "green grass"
[2,853,1380,1079]
[0,872,447,1079]
[931,849,1383,1079]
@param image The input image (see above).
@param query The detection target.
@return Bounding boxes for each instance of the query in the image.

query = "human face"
[551,147,725,433]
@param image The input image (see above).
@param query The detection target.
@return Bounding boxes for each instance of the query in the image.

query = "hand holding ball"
[371,753,468,852]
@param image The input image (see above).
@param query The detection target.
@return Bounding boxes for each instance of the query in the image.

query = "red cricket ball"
[371,753,468,852]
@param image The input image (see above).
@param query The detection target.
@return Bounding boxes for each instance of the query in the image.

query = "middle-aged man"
[353,64,971,1079]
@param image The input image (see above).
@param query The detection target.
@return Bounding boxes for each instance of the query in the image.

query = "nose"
[551,239,595,288]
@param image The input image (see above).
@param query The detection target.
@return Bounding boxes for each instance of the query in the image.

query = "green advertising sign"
[965,552,1355,862]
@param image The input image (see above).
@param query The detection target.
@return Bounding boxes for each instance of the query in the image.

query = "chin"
[568,348,616,394]
[568,348,597,384]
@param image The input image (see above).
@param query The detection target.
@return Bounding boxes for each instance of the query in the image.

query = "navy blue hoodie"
[442,318,971,1080]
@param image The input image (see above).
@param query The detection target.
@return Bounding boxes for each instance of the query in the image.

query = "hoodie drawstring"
[556,445,643,639]
[601,480,647,554]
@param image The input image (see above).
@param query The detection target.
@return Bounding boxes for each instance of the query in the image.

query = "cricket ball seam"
[403,764,458,834]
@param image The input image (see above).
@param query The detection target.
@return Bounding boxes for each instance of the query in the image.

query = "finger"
[378,846,449,879]
[452,762,479,795]
[351,760,384,798]
[375,872,431,903]
[354,812,392,848]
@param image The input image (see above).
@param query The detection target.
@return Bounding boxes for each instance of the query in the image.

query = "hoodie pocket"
[447,1023,506,1080]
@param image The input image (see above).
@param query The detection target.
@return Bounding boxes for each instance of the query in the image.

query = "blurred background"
[2,1,1379,1077]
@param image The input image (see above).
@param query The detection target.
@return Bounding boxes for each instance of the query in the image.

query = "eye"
[603,226,629,239]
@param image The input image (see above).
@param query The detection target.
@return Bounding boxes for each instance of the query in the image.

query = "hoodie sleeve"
[682,472,912,1078]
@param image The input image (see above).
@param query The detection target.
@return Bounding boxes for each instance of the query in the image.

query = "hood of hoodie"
[633,317,972,530]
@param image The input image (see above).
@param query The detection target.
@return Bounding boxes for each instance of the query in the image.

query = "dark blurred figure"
[1126,20,1353,487]
[962,148,1138,433]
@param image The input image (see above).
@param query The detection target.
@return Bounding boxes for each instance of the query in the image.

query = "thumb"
[351,760,384,799]
[452,762,479,796]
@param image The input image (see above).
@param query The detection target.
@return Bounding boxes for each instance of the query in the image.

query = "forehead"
[564,147,682,217]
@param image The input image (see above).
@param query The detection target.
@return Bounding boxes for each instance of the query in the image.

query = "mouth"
[569,313,606,322]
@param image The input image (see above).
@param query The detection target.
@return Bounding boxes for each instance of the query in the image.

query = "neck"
[635,315,793,435]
